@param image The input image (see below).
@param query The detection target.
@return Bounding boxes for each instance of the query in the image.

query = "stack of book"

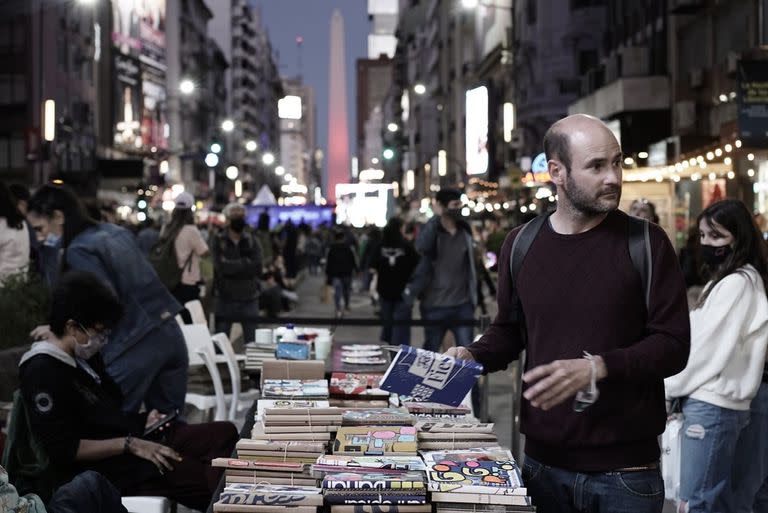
[212,458,318,487]
[322,471,428,510]
[416,421,498,450]
[235,439,327,465]
[262,379,330,400]
[212,483,323,513]
[422,447,534,513]
[329,372,392,408]
[403,401,474,420]
[250,399,341,444]
[244,342,276,372]
[341,408,415,427]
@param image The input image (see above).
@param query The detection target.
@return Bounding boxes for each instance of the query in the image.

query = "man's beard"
[563,173,621,217]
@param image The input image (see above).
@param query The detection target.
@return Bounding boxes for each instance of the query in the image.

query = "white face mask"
[74,323,109,360]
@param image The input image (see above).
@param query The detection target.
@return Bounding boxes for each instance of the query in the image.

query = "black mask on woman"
[700,244,732,269]
[229,218,247,233]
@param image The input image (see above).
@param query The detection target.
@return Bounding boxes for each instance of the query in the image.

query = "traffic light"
[136,191,149,222]
[383,148,395,160]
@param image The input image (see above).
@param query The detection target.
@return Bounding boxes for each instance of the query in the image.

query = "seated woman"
[19,270,238,511]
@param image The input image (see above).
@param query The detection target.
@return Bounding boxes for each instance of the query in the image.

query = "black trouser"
[172,283,201,324]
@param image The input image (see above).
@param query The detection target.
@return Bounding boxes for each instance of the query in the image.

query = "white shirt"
[0,217,30,282]
[666,265,768,410]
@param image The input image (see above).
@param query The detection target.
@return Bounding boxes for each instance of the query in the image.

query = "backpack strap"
[508,214,549,343]
[627,216,652,311]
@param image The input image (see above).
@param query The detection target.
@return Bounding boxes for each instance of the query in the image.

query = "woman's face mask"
[74,322,109,360]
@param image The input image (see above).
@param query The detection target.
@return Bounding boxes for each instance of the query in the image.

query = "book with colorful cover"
[212,458,307,473]
[342,409,414,426]
[333,426,418,455]
[422,449,524,495]
[421,447,514,464]
[379,346,482,406]
[322,472,425,490]
[314,455,427,472]
[416,421,492,433]
[330,373,389,397]
[403,401,472,415]
[262,379,329,399]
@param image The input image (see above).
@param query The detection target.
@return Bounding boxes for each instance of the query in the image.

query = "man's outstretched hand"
[522,356,607,411]
[444,347,475,362]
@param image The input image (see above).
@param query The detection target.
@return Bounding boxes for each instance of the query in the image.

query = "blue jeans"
[680,397,750,513]
[733,383,768,513]
[106,319,188,413]
[522,455,664,513]
[420,302,475,353]
[379,298,412,346]
[332,276,351,312]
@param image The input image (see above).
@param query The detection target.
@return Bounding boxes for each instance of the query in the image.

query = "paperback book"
[322,472,425,491]
[217,484,323,506]
[342,409,414,426]
[330,373,390,398]
[262,379,329,399]
[313,455,427,473]
[379,346,482,406]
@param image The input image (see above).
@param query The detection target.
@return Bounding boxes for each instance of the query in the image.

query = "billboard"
[113,53,142,150]
[738,60,768,146]
[112,0,166,68]
[465,86,489,176]
[141,66,168,150]
[335,183,394,228]
[278,95,303,120]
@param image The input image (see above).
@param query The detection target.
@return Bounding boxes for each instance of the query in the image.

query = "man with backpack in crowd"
[211,203,263,345]
[447,114,690,513]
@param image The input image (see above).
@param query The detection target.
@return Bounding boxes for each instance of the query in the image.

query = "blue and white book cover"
[378,346,483,407]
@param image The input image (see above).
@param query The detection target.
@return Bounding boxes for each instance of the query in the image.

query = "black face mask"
[445,208,463,222]
[700,244,732,269]
[230,218,246,233]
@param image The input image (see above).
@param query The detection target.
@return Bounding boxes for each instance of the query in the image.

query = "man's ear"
[549,159,565,186]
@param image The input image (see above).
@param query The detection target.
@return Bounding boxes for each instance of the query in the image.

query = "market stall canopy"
[252,185,277,206]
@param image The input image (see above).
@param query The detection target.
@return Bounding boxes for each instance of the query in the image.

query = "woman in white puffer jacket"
[666,199,768,513]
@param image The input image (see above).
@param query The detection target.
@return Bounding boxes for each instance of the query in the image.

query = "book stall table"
[207,349,535,512]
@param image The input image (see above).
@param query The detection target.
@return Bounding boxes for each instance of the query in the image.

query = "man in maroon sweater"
[447,114,690,513]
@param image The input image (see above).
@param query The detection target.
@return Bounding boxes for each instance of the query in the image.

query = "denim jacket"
[65,224,182,364]
[405,216,478,307]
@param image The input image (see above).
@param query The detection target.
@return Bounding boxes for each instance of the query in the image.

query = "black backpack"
[148,232,193,291]
[509,213,652,344]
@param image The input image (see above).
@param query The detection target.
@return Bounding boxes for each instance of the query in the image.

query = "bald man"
[447,115,690,513]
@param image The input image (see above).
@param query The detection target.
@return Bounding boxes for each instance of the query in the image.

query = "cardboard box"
[260,359,325,388]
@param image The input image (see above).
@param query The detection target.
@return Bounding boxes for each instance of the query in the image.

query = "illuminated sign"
[278,95,303,119]
[465,86,489,176]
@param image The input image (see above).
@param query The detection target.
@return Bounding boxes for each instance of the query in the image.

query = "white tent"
[251,185,277,206]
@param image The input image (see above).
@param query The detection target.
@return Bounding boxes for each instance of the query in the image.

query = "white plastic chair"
[184,299,208,326]
[180,324,227,422]
[121,496,172,513]
[212,332,260,420]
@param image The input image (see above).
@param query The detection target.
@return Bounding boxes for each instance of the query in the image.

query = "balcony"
[568,76,670,119]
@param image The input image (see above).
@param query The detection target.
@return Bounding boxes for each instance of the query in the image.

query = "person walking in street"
[405,188,477,353]
[158,193,209,322]
[0,182,30,282]
[26,185,187,414]
[325,229,357,317]
[211,203,263,344]
[136,218,160,256]
[665,199,768,513]
[371,217,419,345]
[447,114,690,513]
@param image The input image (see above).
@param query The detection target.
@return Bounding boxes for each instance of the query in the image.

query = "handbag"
[661,400,683,502]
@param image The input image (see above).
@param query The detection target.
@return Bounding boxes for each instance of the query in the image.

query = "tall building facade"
[512,0,607,159]
[327,9,349,201]
[280,77,317,188]
[356,56,393,169]
[368,0,399,59]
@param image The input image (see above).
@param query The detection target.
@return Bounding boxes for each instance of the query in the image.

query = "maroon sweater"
[468,210,690,471]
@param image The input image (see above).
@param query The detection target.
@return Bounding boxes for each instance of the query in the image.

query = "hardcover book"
[323,491,427,506]
[333,426,418,455]
[218,484,323,506]
[379,346,482,406]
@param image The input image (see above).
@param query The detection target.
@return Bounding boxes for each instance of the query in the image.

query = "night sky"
[255,0,370,167]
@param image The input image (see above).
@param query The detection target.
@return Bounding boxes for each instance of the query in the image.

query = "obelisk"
[326,9,349,202]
